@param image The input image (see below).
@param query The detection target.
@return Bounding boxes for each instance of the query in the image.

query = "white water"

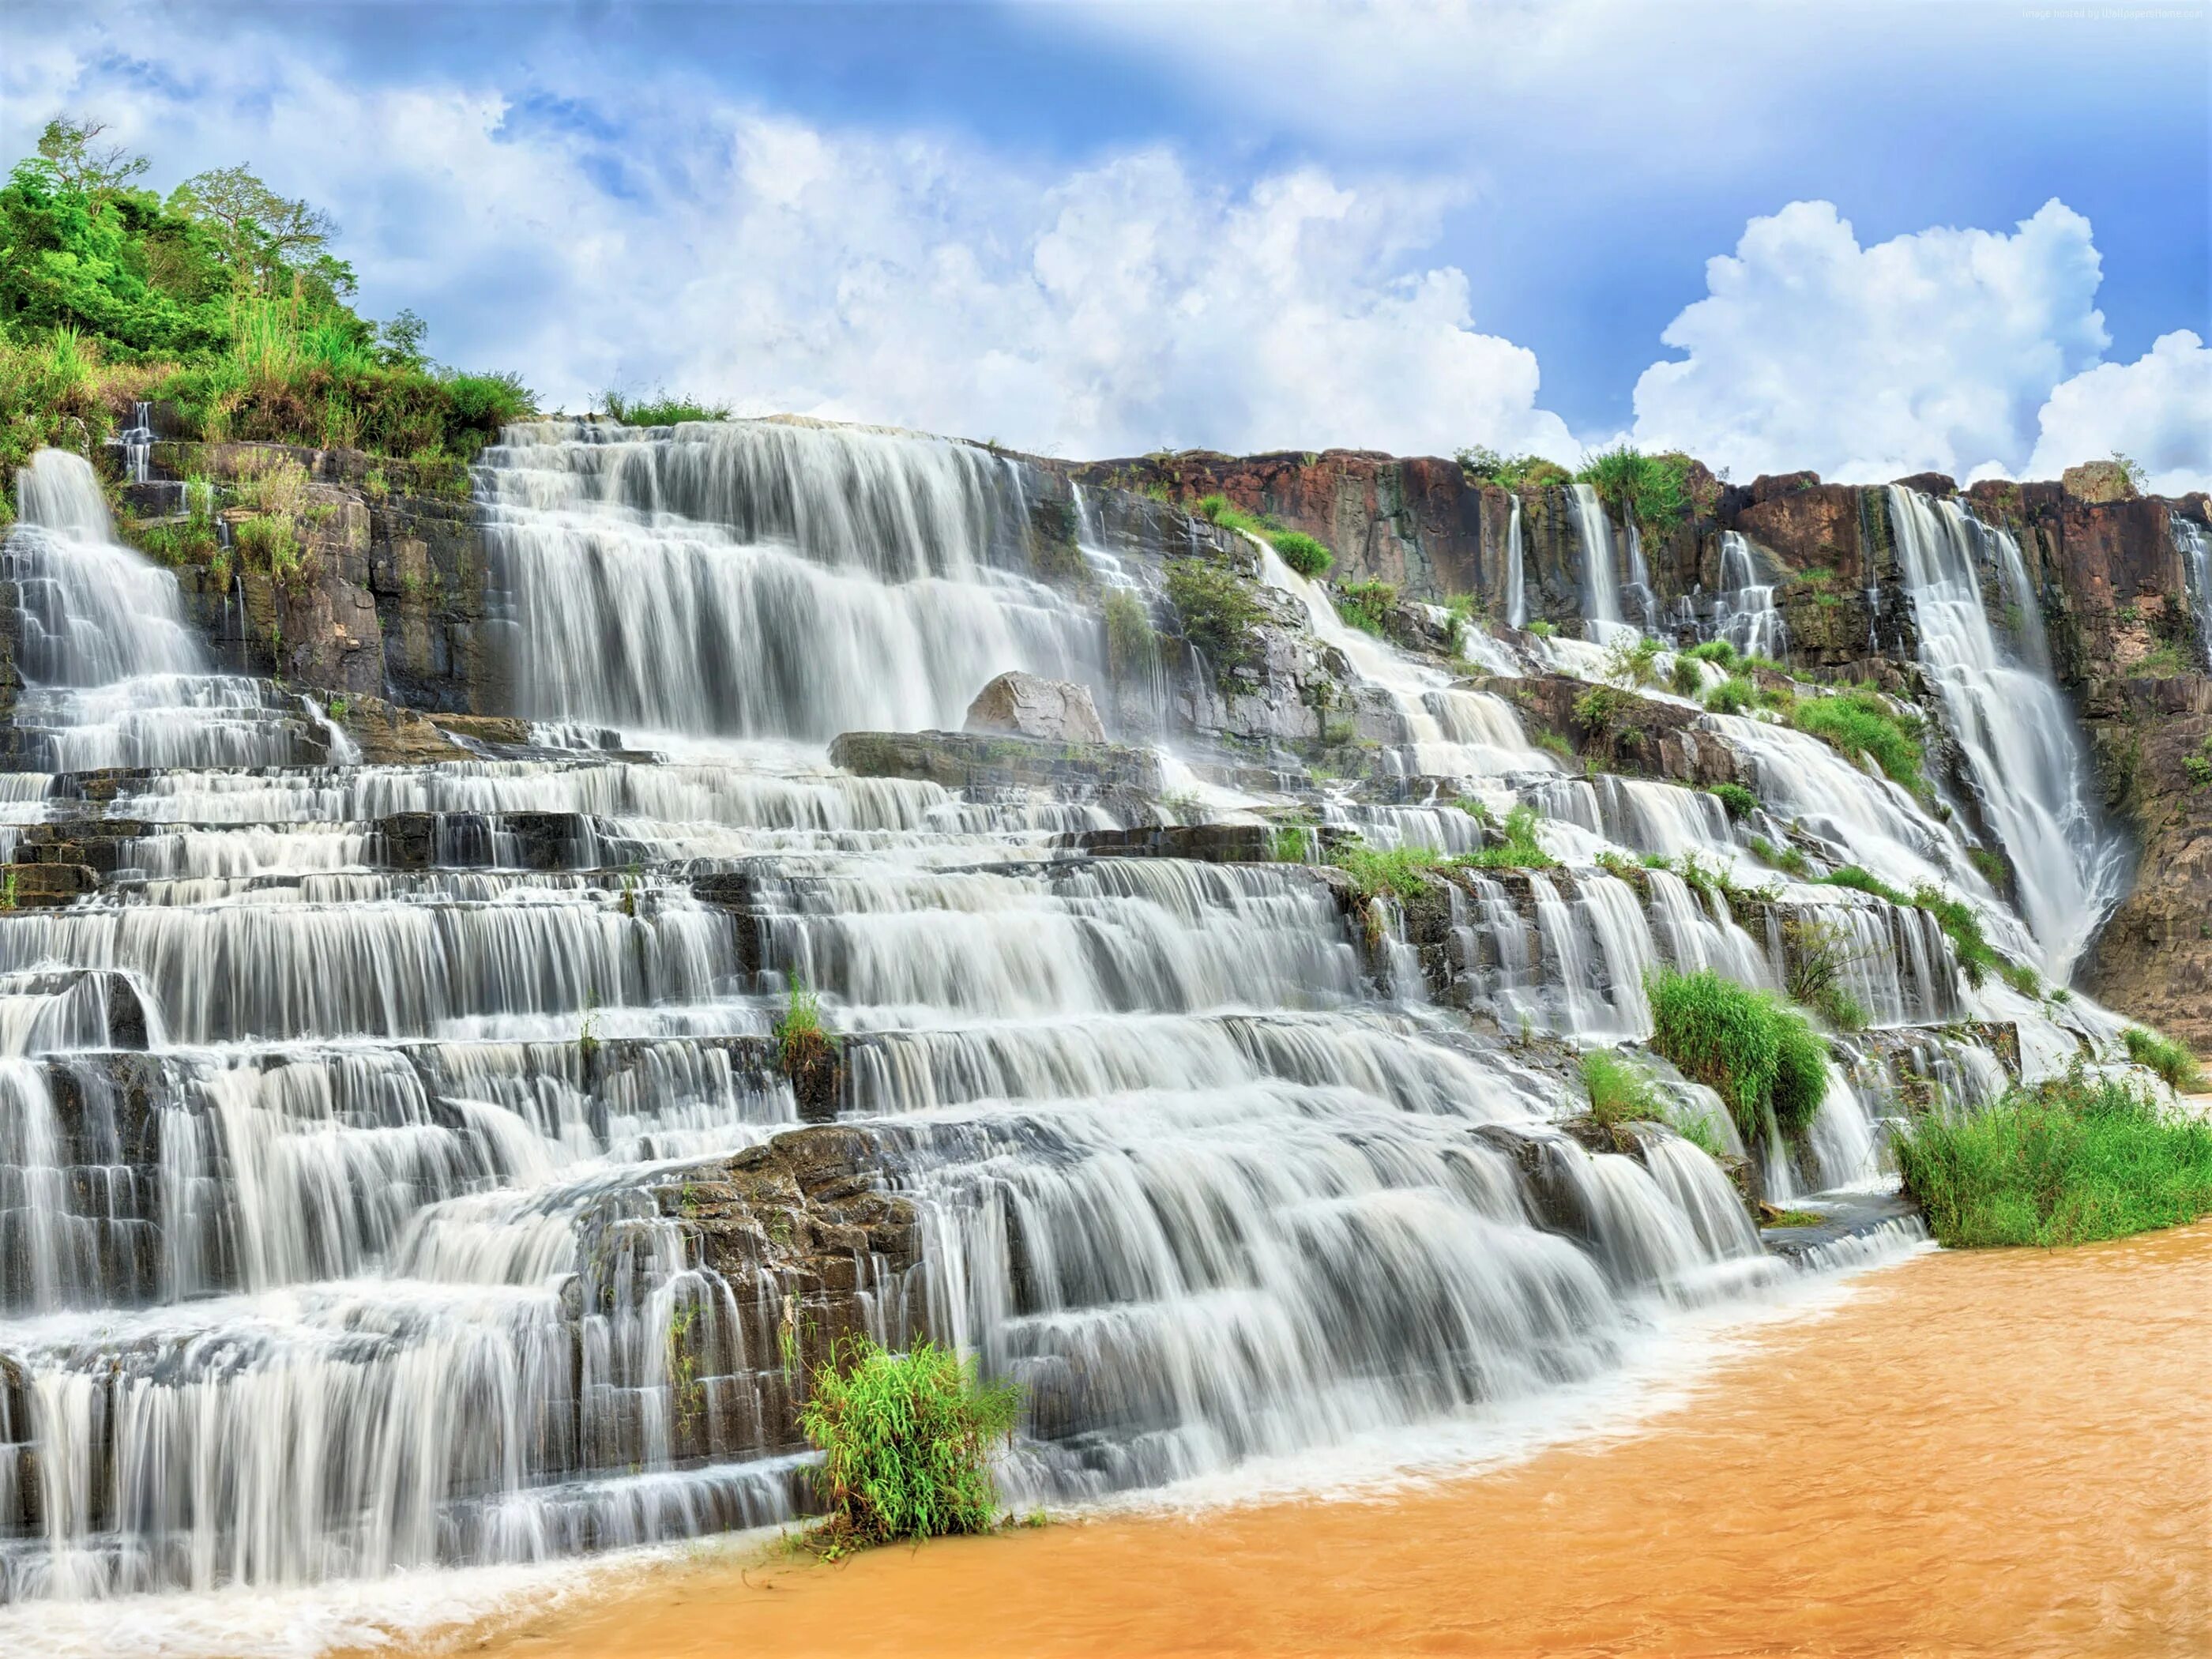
[2174,514,2212,670]
[1715,531,1785,660]
[0,427,2082,1653]
[1504,496,1527,629]
[1886,487,2125,978]
[1568,483,1634,643]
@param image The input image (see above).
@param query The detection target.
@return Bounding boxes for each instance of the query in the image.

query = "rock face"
[963,672,1107,743]
[828,728,1166,798]
[2063,460,2137,504]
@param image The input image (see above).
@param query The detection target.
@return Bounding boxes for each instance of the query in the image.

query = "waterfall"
[1505,496,1527,629]
[1715,531,1785,660]
[2174,514,2212,670]
[0,424,2022,1637]
[2,452,321,771]
[1567,483,1632,641]
[1885,487,2125,978]
[481,419,1106,740]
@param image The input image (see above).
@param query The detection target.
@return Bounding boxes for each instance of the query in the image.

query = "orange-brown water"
[402,1226,2212,1658]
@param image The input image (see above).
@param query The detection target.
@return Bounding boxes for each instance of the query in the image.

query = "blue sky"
[7,1,2209,487]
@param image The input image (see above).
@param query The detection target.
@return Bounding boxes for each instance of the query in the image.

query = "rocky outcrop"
[964,672,1107,743]
[1479,674,1750,788]
[828,728,1165,797]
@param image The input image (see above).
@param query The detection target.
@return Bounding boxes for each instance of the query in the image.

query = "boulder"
[963,672,1107,743]
[2063,459,2137,504]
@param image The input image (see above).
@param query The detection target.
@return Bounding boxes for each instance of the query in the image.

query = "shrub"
[1575,444,1698,539]
[1646,966,1829,1138]
[1685,640,1740,668]
[2124,1026,2204,1093]
[1334,579,1398,637]
[1582,1049,1665,1127]
[1669,654,1704,697]
[1456,446,1572,491]
[235,511,302,581]
[1708,781,1757,820]
[796,1335,1021,1554]
[1604,634,1664,689]
[1270,529,1334,579]
[1523,618,1557,639]
[1791,689,1925,794]
[1704,676,1755,716]
[1165,559,1263,679]
[1896,1071,2212,1247]
[1574,682,1634,731]
[1998,961,2042,999]
[1781,914,1868,1030]
[1102,585,1157,679]
[1270,824,1312,863]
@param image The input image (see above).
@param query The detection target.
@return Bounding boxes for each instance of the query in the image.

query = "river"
[380,1222,2212,1657]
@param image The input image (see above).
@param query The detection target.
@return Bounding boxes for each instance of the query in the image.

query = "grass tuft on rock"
[1646,966,1827,1139]
[1897,1070,2212,1247]
[2123,1026,2203,1092]
[1790,688,1926,795]
[796,1335,1021,1556]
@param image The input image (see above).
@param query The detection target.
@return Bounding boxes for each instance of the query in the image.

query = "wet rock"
[1053,823,1279,861]
[829,728,1165,796]
[964,672,1108,743]
[338,694,472,764]
[1478,673,1749,788]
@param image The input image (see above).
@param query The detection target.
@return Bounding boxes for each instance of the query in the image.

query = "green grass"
[1669,654,1705,697]
[1270,824,1312,863]
[1685,640,1740,668]
[2124,1026,2204,1092]
[1582,1049,1665,1128]
[1604,634,1665,689]
[1101,585,1157,679]
[773,972,837,1078]
[1708,781,1757,820]
[1897,1071,2212,1247]
[796,1335,1021,1554]
[1523,618,1557,639]
[1573,682,1634,732]
[1193,493,1334,577]
[1790,688,1926,795]
[1574,444,1702,539]
[1334,579,1398,636]
[1458,802,1557,870]
[1331,843,1446,904]
[1645,966,1829,1139]
[602,388,732,425]
[1704,675,1755,716]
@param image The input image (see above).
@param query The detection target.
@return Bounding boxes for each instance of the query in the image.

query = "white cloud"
[2026,331,2212,496]
[2,15,1574,461]
[1628,198,2110,483]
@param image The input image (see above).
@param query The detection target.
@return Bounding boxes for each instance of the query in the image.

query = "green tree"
[35,116,149,212]
[170,164,354,297]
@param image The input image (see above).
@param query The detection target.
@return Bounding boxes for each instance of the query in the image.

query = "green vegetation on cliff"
[1789,687,1927,796]
[795,1334,1021,1556]
[1645,966,1828,1138]
[2122,1026,2203,1093]
[0,115,533,516]
[1194,492,1334,578]
[1898,1070,2212,1247]
[1574,445,1711,539]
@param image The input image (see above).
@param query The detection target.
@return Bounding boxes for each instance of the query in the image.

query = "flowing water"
[0,428,2127,1651]
[422,1221,2210,1659]
[1885,487,2126,978]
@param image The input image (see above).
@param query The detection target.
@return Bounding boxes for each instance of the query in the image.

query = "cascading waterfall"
[1715,531,1785,659]
[2,452,323,772]
[1885,487,2125,978]
[3,420,2103,1646]
[482,419,1106,740]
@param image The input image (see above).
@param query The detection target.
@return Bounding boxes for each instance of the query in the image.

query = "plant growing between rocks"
[789,1333,1021,1558]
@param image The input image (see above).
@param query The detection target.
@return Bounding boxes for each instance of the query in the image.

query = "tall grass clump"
[773,972,836,1078]
[1897,1071,2212,1247]
[1193,493,1334,577]
[1790,688,1925,795]
[1582,1049,1665,1128]
[1334,579,1398,637]
[2123,1026,2204,1092]
[1646,966,1828,1139]
[1704,675,1755,715]
[1101,585,1157,680]
[795,1334,1021,1556]
[602,387,732,426]
[1458,802,1557,871]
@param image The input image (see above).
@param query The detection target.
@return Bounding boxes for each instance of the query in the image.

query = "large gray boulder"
[962,672,1106,743]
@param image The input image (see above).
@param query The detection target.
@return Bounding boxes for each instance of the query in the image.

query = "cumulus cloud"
[2,15,1574,461]
[1628,198,2112,482]
[2026,331,2212,496]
